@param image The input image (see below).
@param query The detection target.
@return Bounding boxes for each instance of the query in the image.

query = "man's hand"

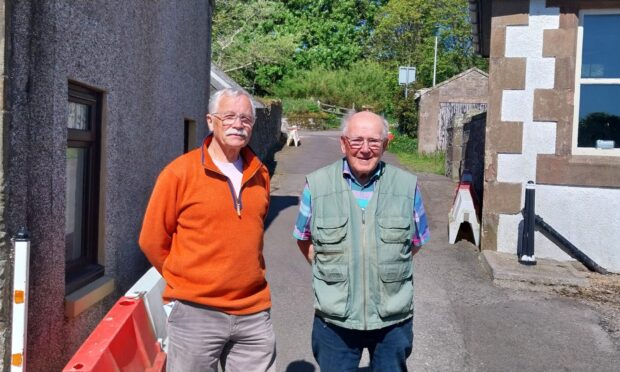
[297,240,314,265]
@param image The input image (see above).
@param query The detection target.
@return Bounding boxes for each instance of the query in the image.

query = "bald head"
[341,111,389,139]
[339,111,389,185]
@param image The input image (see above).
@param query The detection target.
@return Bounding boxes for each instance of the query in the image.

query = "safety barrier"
[125,267,168,350]
[448,177,480,246]
[285,125,300,147]
[11,228,31,372]
[62,296,166,372]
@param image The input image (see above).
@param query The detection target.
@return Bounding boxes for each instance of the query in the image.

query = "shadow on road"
[284,360,372,371]
[265,195,299,230]
[285,360,315,372]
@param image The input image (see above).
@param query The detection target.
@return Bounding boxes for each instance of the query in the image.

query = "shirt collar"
[342,159,383,186]
[200,134,263,179]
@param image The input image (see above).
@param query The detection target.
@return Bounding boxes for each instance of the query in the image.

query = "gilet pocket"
[378,217,411,243]
[377,217,412,262]
[312,263,350,318]
[314,216,348,253]
[377,262,413,318]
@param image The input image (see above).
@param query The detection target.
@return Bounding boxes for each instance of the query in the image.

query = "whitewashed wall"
[495,0,620,272]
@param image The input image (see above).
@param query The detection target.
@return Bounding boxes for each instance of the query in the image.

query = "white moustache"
[225,128,248,138]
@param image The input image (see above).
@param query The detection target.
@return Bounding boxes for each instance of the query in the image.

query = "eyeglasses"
[343,136,385,151]
[211,112,255,127]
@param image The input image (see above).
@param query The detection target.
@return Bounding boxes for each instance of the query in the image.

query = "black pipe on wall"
[519,181,537,265]
[535,216,609,275]
[519,181,608,274]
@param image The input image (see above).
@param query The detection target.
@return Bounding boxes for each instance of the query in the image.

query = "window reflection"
[582,14,620,79]
[65,147,88,261]
[68,102,90,130]
[578,85,620,148]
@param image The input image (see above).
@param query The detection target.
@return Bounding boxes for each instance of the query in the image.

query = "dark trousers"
[311,315,413,372]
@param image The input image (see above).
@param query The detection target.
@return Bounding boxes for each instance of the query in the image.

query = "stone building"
[470,0,620,272]
[416,67,488,154]
[0,1,213,370]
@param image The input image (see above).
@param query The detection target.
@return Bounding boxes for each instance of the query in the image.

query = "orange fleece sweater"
[139,136,271,315]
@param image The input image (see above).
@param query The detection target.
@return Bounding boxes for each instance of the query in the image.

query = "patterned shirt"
[293,160,430,247]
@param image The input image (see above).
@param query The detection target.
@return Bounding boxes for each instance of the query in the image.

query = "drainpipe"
[11,228,30,372]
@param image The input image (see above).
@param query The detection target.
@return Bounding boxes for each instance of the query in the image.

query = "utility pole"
[433,35,438,86]
[405,68,409,99]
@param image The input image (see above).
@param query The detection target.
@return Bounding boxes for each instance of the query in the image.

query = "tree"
[371,0,486,87]
[282,0,387,70]
[211,0,299,93]
[273,60,394,112]
[212,0,388,94]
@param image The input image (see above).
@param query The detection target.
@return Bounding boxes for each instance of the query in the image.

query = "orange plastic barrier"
[63,297,166,372]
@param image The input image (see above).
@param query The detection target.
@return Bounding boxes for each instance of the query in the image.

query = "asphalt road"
[264,130,619,371]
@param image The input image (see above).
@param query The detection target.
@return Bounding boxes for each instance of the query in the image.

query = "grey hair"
[340,110,389,139]
[208,88,256,118]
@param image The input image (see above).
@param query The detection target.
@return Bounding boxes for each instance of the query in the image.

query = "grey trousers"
[166,301,276,372]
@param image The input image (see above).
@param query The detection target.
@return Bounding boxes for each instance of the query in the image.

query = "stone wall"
[417,68,488,154]
[463,112,487,202]
[0,0,8,368]
[445,110,487,203]
[445,116,464,181]
[285,112,332,130]
[250,101,283,172]
[0,1,213,370]
[482,0,620,273]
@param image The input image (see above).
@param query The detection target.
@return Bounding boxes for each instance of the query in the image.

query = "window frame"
[572,9,620,157]
[184,118,197,153]
[66,82,104,294]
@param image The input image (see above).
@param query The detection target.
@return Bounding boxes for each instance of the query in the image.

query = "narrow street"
[263,130,619,371]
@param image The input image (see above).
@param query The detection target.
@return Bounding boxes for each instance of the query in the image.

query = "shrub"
[273,61,396,114]
[393,85,420,137]
[281,98,320,115]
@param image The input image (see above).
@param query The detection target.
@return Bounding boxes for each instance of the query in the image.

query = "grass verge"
[387,133,446,175]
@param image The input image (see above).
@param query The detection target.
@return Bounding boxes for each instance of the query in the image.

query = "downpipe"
[520,182,609,275]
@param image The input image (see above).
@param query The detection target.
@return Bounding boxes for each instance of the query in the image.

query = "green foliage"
[281,98,320,115]
[212,0,489,134]
[371,0,487,86]
[281,98,342,129]
[392,85,420,136]
[212,0,299,93]
[284,0,386,70]
[387,133,445,175]
[273,61,394,112]
[212,0,391,93]
[388,130,419,153]
[324,114,342,129]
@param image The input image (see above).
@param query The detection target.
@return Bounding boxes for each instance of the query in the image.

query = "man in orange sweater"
[139,88,275,371]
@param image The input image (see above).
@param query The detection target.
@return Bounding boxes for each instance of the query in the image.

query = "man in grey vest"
[293,111,430,371]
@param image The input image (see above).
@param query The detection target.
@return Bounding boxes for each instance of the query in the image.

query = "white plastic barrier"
[286,125,300,147]
[448,183,480,246]
[125,267,168,350]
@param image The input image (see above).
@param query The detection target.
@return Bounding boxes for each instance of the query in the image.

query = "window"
[573,11,620,156]
[184,119,197,153]
[66,83,103,294]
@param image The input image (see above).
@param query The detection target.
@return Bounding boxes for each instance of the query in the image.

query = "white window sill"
[65,276,115,318]
[572,147,620,157]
